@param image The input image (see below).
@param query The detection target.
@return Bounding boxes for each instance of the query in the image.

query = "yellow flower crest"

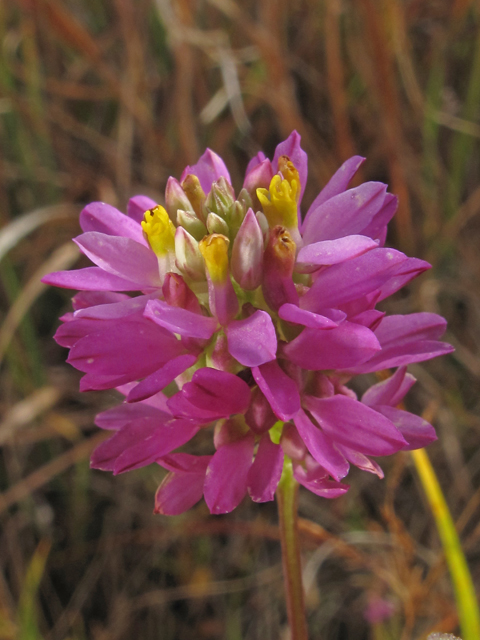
[278,155,300,201]
[256,174,298,231]
[199,234,230,283]
[141,205,176,257]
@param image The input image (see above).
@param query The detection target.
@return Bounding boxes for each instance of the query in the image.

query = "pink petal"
[204,433,255,514]
[74,294,156,319]
[95,403,168,430]
[54,317,100,348]
[361,367,415,407]
[252,360,301,421]
[184,368,251,415]
[293,464,349,498]
[181,149,231,194]
[300,248,407,312]
[127,353,198,403]
[377,257,431,301]
[302,182,387,244]
[159,452,212,473]
[113,419,200,474]
[80,202,146,245]
[42,267,141,291]
[283,322,380,370]
[373,405,437,450]
[361,193,397,243]
[245,151,267,175]
[91,417,159,470]
[72,291,129,310]
[226,310,277,366]
[247,434,284,502]
[127,195,157,223]
[144,299,218,339]
[244,386,278,435]
[74,232,161,287]
[154,470,206,515]
[296,235,378,269]
[335,445,384,478]
[293,409,349,481]
[304,395,408,456]
[279,303,339,329]
[68,316,184,380]
[302,155,365,229]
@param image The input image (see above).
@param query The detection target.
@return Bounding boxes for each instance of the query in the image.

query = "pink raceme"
[43,132,453,515]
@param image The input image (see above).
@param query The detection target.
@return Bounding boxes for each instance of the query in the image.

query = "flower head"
[43,132,453,515]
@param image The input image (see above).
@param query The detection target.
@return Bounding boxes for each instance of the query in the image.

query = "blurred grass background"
[0,0,480,638]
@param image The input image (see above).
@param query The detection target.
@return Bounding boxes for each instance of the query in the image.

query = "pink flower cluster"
[44,132,453,515]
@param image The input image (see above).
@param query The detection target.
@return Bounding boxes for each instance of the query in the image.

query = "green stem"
[276,458,309,640]
[411,448,480,640]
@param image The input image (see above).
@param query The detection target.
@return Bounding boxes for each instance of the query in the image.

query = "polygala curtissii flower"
[43,132,454,515]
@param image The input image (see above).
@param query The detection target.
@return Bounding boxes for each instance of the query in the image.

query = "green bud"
[177,209,208,242]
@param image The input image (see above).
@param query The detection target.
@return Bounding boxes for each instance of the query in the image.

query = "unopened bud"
[181,174,206,222]
[231,209,263,290]
[243,158,273,207]
[206,212,230,237]
[177,209,208,241]
[262,226,298,310]
[162,272,201,314]
[165,177,193,224]
[205,177,235,219]
[175,227,205,281]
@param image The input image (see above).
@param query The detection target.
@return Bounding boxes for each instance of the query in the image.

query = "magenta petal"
[183,368,251,416]
[74,294,155,319]
[226,310,277,366]
[95,403,168,430]
[252,360,301,420]
[296,235,378,269]
[247,434,284,502]
[302,182,387,244]
[54,317,100,348]
[243,159,273,196]
[293,464,349,498]
[204,433,255,514]
[127,354,198,403]
[159,452,212,473]
[144,299,218,339]
[80,202,146,245]
[154,469,206,515]
[293,410,349,481]
[273,131,308,203]
[127,195,157,223]
[361,193,397,243]
[72,291,129,310]
[279,303,339,329]
[80,372,132,391]
[245,151,267,175]
[90,417,159,470]
[73,232,161,287]
[377,257,431,301]
[182,148,231,194]
[361,366,415,407]
[374,405,437,450]
[283,322,380,370]
[335,445,384,478]
[302,155,365,229]
[113,419,200,474]
[301,248,407,312]
[68,316,184,379]
[304,395,408,456]
[42,267,141,291]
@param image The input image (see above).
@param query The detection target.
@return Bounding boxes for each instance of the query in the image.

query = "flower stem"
[411,448,480,640]
[276,458,309,640]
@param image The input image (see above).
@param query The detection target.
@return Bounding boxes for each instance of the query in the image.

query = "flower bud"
[245,386,277,434]
[262,226,298,311]
[206,212,230,237]
[181,174,206,222]
[175,227,206,281]
[214,417,249,449]
[257,173,302,246]
[165,177,193,224]
[243,158,273,207]
[227,199,247,241]
[231,208,263,290]
[204,177,235,219]
[176,209,208,242]
[162,272,201,314]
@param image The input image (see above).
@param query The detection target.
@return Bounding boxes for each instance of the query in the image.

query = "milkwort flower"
[43,132,454,515]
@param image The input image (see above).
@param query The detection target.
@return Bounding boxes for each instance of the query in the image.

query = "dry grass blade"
[0,242,79,367]
[0,386,60,446]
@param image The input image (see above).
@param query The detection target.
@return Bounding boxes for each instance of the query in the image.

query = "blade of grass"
[17,539,51,640]
[411,448,480,640]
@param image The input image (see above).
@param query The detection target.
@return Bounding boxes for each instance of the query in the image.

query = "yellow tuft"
[141,205,176,257]
[278,155,301,201]
[257,174,298,230]
[199,234,230,283]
